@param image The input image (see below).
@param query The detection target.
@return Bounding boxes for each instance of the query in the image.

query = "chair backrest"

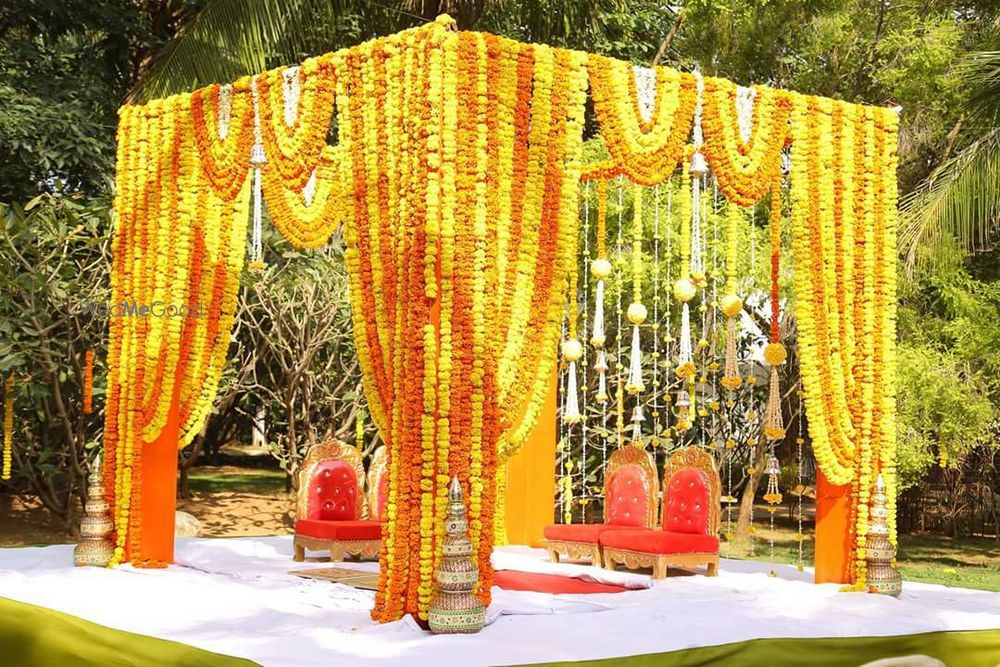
[603,444,659,528]
[367,446,389,521]
[661,447,720,535]
[296,440,365,521]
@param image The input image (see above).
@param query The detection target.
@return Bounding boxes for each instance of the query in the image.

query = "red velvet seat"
[601,447,721,579]
[600,529,719,554]
[295,519,383,541]
[293,440,381,562]
[543,444,658,566]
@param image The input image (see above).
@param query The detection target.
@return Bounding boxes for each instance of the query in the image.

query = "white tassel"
[563,361,582,423]
[250,76,267,268]
[630,403,645,443]
[595,351,609,404]
[590,280,606,347]
[626,324,644,394]
[679,303,692,366]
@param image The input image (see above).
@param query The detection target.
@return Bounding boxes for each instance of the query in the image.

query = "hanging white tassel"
[625,324,644,394]
[595,351,609,404]
[590,279,606,347]
[675,302,695,382]
[249,76,267,269]
[689,71,708,285]
[563,361,582,423]
[630,403,645,443]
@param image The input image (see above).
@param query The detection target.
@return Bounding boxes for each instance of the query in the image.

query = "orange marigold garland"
[83,349,95,415]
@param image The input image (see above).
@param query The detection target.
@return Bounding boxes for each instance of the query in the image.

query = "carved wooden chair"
[366,446,388,522]
[543,444,659,566]
[601,446,721,579]
[293,440,381,562]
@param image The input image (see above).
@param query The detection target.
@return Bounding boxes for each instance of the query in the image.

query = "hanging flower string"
[2,375,12,480]
[763,182,787,441]
[721,203,743,392]
[591,181,610,404]
[83,349,95,415]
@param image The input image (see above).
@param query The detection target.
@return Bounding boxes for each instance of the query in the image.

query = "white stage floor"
[1,536,998,666]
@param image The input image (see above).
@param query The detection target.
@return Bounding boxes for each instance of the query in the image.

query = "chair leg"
[548,549,560,564]
[330,544,344,562]
[603,552,617,571]
[293,541,305,562]
[707,557,719,577]
[653,556,668,580]
[592,545,603,568]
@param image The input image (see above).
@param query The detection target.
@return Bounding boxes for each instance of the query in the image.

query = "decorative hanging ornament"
[591,181,610,347]
[625,185,645,395]
[562,340,583,423]
[762,183,786,441]
[594,351,609,404]
[249,75,267,271]
[763,453,782,506]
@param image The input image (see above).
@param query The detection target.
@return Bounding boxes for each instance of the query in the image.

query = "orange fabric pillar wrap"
[130,380,180,567]
[504,370,558,547]
[814,470,853,584]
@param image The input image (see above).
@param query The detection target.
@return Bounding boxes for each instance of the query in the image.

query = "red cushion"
[606,464,649,528]
[306,460,360,521]
[600,529,719,554]
[543,523,644,543]
[662,468,710,534]
[295,519,382,541]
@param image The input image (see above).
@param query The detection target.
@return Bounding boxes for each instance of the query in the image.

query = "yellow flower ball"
[591,258,612,280]
[673,278,696,302]
[627,302,647,324]
[691,271,707,288]
[562,339,583,362]
[590,333,607,347]
[721,294,743,318]
[764,342,787,366]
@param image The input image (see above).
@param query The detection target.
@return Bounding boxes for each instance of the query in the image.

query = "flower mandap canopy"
[105,16,898,621]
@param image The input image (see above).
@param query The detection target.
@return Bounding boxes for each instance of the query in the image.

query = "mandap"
[102,15,898,622]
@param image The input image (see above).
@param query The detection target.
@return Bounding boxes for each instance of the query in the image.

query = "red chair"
[543,444,659,566]
[293,441,382,562]
[601,446,721,579]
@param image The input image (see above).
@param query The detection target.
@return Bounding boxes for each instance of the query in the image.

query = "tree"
[0,192,111,529]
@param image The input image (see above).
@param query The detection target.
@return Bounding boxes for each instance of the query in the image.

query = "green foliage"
[0,191,111,524]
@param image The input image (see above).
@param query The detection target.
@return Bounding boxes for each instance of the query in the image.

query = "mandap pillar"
[814,470,853,584]
[130,380,180,566]
[503,370,558,546]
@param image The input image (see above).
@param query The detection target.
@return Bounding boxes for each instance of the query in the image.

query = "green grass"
[720,511,1000,591]
[186,467,287,494]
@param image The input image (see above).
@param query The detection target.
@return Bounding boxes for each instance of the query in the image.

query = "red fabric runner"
[493,571,630,594]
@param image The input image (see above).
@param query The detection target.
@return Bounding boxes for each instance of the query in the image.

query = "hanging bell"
[675,390,691,410]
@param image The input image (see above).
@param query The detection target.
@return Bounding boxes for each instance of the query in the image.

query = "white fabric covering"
[1,536,997,666]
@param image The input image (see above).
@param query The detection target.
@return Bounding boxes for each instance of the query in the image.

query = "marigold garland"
[701,78,792,206]
[2,375,12,480]
[105,16,902,610]
[586,57,697,185]
[83,349,95,415]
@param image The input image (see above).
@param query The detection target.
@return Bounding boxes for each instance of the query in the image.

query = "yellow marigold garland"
[586,57,697,185]
[701,79,792,206]
[2,375,12,480]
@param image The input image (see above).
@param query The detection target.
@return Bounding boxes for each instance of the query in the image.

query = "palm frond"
[899,129,1000,273]
[130,0,415,102]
